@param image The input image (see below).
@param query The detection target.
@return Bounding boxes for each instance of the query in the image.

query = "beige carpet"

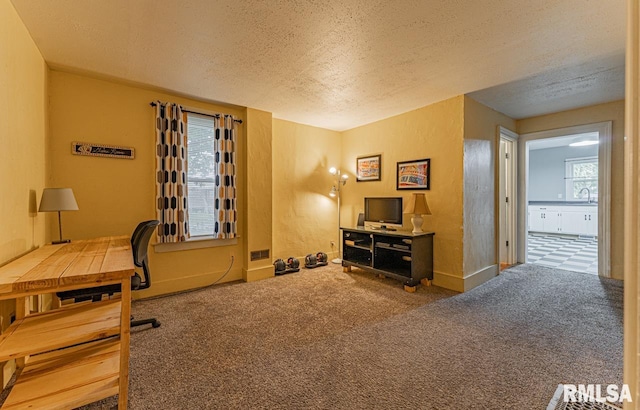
[76,263,623,409]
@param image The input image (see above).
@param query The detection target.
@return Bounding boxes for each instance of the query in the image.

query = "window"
[186,113,216,237]
[565,156,598,201]
[154,101,237,245]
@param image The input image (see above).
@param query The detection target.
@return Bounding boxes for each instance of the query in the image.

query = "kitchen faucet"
[579,187,592,203]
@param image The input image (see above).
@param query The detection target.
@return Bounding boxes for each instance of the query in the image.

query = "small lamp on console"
[403,193,431,233]
[39,188,79,244]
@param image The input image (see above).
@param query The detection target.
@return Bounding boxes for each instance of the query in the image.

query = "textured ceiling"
[468,54,625,119]
[10,0,626,131]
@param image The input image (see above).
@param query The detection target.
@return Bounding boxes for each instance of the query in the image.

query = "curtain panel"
[213,115,237,239]
[155,102,189,242]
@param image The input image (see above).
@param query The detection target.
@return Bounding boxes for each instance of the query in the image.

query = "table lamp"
[403,193,431,233]
[39,188,79,244]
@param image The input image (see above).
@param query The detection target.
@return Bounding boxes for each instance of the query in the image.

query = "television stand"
[341,227,434,292]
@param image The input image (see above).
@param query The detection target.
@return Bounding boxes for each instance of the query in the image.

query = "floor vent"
[250,249,270,261]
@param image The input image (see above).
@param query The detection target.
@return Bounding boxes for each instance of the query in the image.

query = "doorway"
[499,127,518,269]
[518,122,612,277]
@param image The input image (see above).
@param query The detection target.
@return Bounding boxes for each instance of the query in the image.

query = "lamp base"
[410,215,424,233]
[52,239,71,245]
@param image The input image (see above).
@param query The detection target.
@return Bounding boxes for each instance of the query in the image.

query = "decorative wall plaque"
[71,141,135,159]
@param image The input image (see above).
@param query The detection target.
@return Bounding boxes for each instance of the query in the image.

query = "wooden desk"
[0,236,134,409]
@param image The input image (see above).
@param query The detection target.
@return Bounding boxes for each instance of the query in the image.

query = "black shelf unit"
[342,230,373,266]
[341,227,434,288]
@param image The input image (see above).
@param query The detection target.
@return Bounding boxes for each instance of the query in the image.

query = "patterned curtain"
[213,115,237,239]
[155,102,189,242]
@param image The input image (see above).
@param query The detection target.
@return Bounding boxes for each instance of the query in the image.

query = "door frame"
[518,122,612,277]
[624,0,639,398]
[499,126,518,266]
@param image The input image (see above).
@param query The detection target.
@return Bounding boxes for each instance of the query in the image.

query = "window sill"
[153,236,239,253]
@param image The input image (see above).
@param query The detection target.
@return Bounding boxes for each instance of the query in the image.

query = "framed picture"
[356,154,381,182]
[397,158,430,190]
[71,141,135,159]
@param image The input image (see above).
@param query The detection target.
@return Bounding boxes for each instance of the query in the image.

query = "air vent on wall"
[250,249,270,261]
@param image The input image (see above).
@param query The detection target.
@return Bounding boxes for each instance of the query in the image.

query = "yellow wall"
[337,96,517,291]
[0,0,47,266]
[341,97,466,285]
[462,96,516,289]
[47,70,255,297]
[271,119,342,260]
[243,108,274,281]
[517,100,625,279]
[0,0,48,385]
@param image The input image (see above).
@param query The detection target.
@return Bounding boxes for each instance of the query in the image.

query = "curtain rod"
[150,102,243,124]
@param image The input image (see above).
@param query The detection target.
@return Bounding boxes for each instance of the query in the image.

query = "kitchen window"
[565,156,598,202]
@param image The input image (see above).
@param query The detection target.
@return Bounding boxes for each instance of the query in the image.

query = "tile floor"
[527,233,598,275]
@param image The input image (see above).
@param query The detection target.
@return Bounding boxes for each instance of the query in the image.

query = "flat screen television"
[364,197,403,230]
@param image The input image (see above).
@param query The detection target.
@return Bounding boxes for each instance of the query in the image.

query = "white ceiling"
[10,0,626,131]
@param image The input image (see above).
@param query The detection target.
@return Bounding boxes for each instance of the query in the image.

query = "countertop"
[528,201,598,207]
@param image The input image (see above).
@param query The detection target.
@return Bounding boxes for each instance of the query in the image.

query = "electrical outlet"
[557,193,562,199]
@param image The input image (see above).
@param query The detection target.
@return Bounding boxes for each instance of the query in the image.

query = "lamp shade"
[403,193,431,215]
[38,188,79,212]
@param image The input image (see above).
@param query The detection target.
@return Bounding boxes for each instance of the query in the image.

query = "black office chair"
[56,220,161,329]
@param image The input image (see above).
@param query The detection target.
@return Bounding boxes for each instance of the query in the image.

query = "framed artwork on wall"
[356,154,381,182]
[397,158,430,190]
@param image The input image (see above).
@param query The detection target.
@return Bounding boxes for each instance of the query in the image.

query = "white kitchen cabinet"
[529,205,597,236]
[559,209,598,235]
[544,211,560,233]
[559,211,586,234]
[585,211,597,235]
[528,206,560,233]
[528,210,544,232]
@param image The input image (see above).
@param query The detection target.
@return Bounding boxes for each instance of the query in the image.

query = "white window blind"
[186,113,216,237]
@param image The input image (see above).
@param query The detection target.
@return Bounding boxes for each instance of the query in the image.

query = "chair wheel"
[152,321,161,328]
